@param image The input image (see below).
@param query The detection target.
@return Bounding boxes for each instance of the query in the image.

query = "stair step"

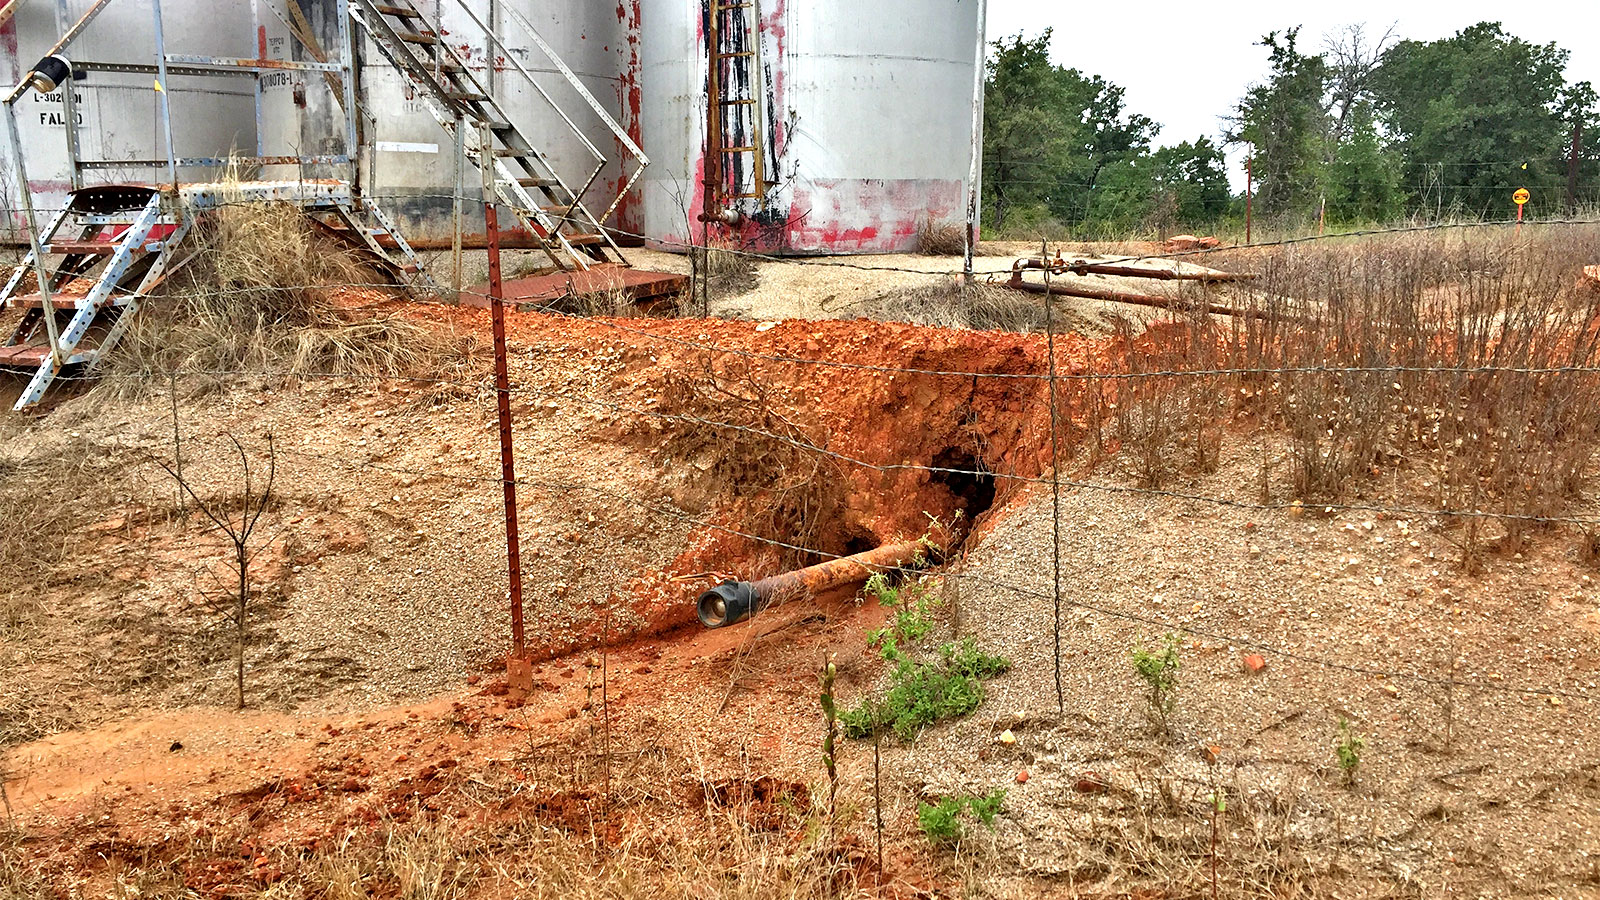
[515,177,559,188]
[78,215,179,226]
[446,92,488,102]
[564,233,605,247]
[375,4,423,16]
[13,293,113,310]
[46,241,119,255]
[0,345,50,367]
[494,148,534,157]
[398,31,438,44]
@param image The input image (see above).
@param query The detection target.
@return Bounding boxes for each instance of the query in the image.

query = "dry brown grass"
[0,427,127,748]
[915,220,967,257]
[0,762,866,900]
[689,241,759,312]
[1080,224,1600,563]
[622,354,847,569]
[0,432,111,640]
[0,826,49,900]
[545,285,635,318]
[850,278,1051,333]
[95,193,446,397]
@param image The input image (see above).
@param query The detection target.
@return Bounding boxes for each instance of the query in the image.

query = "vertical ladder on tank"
[0,185,191,409]
[706,0,769,207]
[347,0,627,272]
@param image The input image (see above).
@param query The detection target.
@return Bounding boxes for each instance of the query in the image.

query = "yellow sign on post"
[1513,188,1530,206]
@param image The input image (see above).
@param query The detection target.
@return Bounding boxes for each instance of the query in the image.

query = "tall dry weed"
[95,186,444,396]
[1101,224,1600,556]
[915,220,967,257]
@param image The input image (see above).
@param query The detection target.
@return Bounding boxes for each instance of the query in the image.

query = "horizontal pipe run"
[1006,272,1281,321]
[1061,261,1256,282]
[1010,255,1255,282]
[698,539,936,628]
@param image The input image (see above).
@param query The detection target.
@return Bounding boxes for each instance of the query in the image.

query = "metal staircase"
[348,0,634,272]
[0,185,186,408]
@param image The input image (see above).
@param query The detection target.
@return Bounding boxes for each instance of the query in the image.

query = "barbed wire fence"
[2,199,1599,892]
[25,241,1600,708]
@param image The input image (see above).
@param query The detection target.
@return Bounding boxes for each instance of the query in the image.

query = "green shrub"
[843,639,1012,741]
[1131,633,1181,735]
[1335,717,1366,786]
[864,572,937,663]
[944,637,1011,679]
[916,789,1007,845]
[848,571,1011,742]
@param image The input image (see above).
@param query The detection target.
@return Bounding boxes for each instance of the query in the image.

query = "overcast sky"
[984,1,1600,185]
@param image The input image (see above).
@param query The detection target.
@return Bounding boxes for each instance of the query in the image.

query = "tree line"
[982,23,1599,237]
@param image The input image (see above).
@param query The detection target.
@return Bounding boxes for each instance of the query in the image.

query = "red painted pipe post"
[486,199,531,692]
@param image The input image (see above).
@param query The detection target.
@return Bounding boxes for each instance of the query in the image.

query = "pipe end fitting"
[698,581,760,628]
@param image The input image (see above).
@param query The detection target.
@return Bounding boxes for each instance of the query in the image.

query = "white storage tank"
[1,0,258,235]
[258,0,636,245]
[634,0,982,254]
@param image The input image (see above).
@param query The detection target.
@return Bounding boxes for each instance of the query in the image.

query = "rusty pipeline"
[697,538,939,628]
[1009,253,1255,283]
[1006,260,1285,321]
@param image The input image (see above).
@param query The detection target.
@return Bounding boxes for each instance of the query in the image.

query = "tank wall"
[2,0,258,233]
[257,0,349,177]
[634,0,697,247]
[637,0,981,255]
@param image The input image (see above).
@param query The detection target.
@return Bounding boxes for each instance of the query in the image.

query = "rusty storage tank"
[633,0,983,255]
[258,0,639,245]
[1,0,258,236]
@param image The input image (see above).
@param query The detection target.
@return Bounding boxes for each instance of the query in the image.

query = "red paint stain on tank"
[257,26,267,60]
[614,0,645,232]
[820,226,880,249]
[758,1,788,149]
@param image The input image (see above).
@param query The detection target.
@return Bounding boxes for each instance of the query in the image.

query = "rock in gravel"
[1074,772,1108,794]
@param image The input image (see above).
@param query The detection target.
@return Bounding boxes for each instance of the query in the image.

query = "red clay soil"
[394,301,1194,660]
[7,574,939,897]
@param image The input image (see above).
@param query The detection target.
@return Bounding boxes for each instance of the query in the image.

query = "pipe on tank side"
[697,538,938,628]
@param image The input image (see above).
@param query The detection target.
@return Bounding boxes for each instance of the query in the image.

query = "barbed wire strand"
[250,440,1598,704]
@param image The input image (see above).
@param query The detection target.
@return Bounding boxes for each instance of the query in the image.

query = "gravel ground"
[0,326,692,737]
[872,434,1600,896]
[423,242,1214,335]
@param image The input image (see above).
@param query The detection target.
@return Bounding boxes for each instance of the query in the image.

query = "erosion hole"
[840,532,877,557]
[930,447,996,520]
